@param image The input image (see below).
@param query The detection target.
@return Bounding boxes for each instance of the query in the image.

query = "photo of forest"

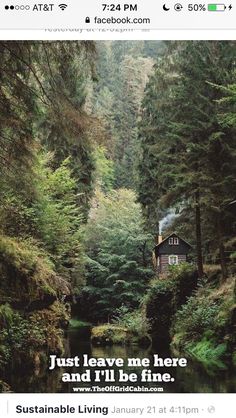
[0,41,235,393]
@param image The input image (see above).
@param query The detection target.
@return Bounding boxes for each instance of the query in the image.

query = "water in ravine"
[3,325,236,393]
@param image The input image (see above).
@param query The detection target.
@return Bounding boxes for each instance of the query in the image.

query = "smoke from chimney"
[159,209,179,234]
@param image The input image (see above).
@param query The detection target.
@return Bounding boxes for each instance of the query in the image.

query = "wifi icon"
[59,4,68,11]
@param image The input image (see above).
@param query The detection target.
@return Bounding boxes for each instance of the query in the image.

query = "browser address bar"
[0,1,234,30]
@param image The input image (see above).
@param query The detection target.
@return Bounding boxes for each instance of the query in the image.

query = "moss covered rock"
[0,235,72,388]
[91,324,151,347]
[0,235,71,308]
[91,325,131,346]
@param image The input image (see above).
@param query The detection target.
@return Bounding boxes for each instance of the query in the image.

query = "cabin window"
[169,255,178,265]
[169,237,179,245]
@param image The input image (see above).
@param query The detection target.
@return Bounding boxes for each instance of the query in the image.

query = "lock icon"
[85,17,90,23]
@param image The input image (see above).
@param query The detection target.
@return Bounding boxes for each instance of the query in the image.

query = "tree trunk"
[195,191,204,279]
[217,213,228,282]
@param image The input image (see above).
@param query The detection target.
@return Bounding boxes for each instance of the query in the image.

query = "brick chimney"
[158,235,163,244]
[155,235,163,245]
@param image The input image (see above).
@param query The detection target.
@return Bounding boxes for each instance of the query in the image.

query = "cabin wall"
[159,254,187,274]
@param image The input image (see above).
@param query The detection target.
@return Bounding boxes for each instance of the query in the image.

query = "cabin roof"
[154,232,192,250]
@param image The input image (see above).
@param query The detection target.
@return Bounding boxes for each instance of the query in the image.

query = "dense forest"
[0,41,235,392]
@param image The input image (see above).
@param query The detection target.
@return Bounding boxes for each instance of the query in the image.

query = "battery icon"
[208,4,226,11]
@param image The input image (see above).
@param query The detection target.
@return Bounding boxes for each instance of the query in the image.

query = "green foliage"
[0,192,38,238]
[0,235,37,273]
[0,43,36,186]
[187,337,227,369]
[0,234,72,304]
[93,41,157,188]
[144,263,197,306]
[91,309,151,347]
[0,154,85,291]
[113,306,150,337]
[91,324,131,346]
[173,297,219,340]
[93,146,114,192]
[33,154,84,280]
[0,304,14,328]
[171,277,236,367]
[144,264,198,343]
[78,189,153,322]
[36,42,96,219]
[0,306,44,367]
[0,301,68,370]
[0,41,95,381]
[0,41,95,286]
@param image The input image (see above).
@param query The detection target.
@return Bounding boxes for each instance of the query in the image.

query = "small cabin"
[153,233,192,274]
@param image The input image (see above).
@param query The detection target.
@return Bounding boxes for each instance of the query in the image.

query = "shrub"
[172,297,219,340]
[113,306,150,337]
[186,337,227,369]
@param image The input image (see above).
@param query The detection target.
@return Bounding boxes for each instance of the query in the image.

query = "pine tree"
[35,42,96,218]
[138,41,236,278]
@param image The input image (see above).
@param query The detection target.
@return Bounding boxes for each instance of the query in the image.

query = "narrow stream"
[4,325,236,393]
